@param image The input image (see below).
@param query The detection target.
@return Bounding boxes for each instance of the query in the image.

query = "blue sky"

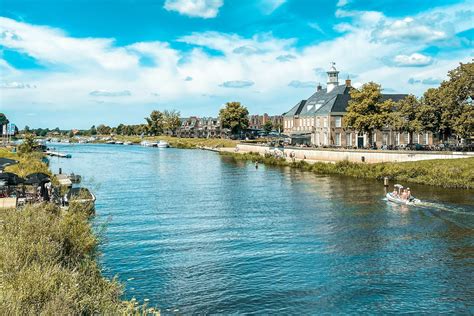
[1,0,472,129]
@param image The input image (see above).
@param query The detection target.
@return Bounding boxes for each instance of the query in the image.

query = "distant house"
[177,117,226,138]
[283,63,433,147]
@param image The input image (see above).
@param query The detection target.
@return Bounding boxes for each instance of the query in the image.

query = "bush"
[0,203,129,314]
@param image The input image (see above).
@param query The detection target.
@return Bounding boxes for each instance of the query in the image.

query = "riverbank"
[110,135,239,149]
[220,151,474,189]
[0,150,155,314]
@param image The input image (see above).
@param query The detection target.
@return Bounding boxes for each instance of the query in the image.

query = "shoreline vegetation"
[0,150,157,314]
[219,151,474,189]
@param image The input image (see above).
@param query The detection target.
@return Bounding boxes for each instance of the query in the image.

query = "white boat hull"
[386,193,420,205]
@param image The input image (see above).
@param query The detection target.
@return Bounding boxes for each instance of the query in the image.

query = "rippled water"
[49,144,474,314]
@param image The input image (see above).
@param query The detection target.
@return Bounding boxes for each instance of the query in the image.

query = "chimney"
[317,83,322,91]
[345,76,351,87]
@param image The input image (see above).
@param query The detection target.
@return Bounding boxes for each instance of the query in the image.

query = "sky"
[0,0,473,129]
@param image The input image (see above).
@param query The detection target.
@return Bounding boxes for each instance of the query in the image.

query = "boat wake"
[414,201,474,216]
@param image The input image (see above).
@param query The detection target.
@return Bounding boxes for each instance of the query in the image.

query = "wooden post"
[384,177,389,187]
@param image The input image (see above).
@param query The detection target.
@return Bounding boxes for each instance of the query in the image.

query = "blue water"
[49,144,474,314]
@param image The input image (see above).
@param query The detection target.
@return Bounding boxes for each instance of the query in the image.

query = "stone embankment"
[231,144,473,164]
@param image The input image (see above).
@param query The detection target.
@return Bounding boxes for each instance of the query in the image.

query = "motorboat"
[386,184,420,205]
[124,141,133,145]
[157,140,170,148]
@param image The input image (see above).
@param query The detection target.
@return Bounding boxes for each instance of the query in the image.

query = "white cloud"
[164,0,223,18]
[288,80,317,88]
[259,0,286,14]
[372,17,448,43]
[393,53,433,67]
[219,80,254,88]
[0,81,36,89]
[336,0,349,7]
[89,90,131,97]
[276,54,296,62]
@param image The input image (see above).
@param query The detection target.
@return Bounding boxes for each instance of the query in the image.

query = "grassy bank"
[220,151,474,189]
[113,135,238,149]
[0,148,51,177]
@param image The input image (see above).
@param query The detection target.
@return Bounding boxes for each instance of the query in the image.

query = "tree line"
[344,61,473,144]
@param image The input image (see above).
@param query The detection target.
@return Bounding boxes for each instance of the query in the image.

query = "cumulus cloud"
[0,81,36,89]
[336,0,349,7]
[164,0,223,18]
[372,17,449,43]
[288,80,317,88]
[89,90,131,97]
[219,80,254,88]
[276,54,296,62]
[393,53,433,67]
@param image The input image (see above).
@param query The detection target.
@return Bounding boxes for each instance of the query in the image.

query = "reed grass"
[220,151,474,189]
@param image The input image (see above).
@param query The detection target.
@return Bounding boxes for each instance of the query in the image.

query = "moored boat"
[157,140,170,148]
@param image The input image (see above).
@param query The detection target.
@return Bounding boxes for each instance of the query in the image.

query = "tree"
[344,82,393,146]
[219,102,249,135]
[18,133,36,154]
[0,113,9,132]
[163,110,181,136]
[96,124,111,135]
[263,120,273,133]
[145,110,164,135]
[24,126,30,133]
[89,125,97,135]
[393,95,422,144]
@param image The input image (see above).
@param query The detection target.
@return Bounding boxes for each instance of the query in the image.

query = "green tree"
[18,133,36,154]
[344,82,393,146]
[96,124,111,135]
[145,110,164,135]
[263,120,273,133]
[393,95,422,144]
[89,125,97,135]
[163,110,181,136]
[219,102,249,136]
[24,125,30,133]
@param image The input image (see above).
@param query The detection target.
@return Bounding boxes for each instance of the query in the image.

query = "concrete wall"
[236,144,473,163]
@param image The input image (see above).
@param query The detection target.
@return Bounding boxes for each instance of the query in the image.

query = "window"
[383,133,388,145]
[323,132,328,145]
[335,116,342,128]
[323,117,328,128]
[346,133,352,147]
[316,133,320,145]
[396,133,400,145]
[425,133,429,145]
[316,117,320,127]
[404,133,409,144]
[335,133,341,146]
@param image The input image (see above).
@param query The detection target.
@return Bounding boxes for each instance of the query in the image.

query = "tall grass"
[220,151,474,189]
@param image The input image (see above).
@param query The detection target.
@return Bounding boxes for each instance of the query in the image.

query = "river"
[49,143,474,314]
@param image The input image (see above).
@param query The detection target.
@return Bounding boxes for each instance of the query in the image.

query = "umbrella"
[0,172,25,186]
[0,158,19,169]
[25,173,50,185]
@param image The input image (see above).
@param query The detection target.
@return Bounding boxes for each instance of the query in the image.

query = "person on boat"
[401,189,408,200]
[392,188,398,197]
[406,188,411,200]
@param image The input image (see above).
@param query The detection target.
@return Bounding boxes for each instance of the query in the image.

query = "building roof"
[285,84,407,117]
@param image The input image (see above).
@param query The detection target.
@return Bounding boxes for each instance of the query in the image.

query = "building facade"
[283,63,434,148]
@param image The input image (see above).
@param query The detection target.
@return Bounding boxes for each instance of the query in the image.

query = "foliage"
[344,82,394,144]
[219,102,249,135]
[17,133,37,155]
[163,110,181,135]
[145,110,164,136]
[0,113,9,127]
[392,95,422,143]
[263,120,273,133]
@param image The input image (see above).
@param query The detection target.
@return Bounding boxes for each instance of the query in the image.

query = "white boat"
[124,141,133,145]
[115,141,124,145]
[386,184,420,205]
[140,141,158,147]
[157,140,169,148]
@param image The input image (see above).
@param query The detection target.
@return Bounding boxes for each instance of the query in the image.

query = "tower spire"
[326,62,339,93]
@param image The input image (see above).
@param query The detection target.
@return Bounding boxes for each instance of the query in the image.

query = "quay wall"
[235,144,474,163]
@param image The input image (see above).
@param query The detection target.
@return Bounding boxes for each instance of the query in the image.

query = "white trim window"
[425,133,429,145]
[346,133,352,147]
[316,117,320,127]
[323,117,328,128]
[335,116,342,128]
[335,132,341,146]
